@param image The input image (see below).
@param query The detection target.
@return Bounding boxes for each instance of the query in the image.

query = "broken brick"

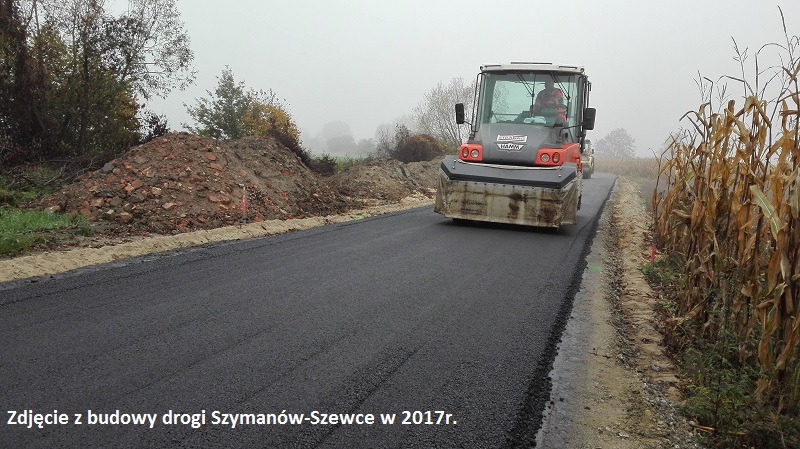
[207,193,225,203]
[117,212,133,223]
[31,131,405,237]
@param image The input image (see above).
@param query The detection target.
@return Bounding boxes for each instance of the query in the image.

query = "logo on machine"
[497,142,525,151]
[496,135,528,143]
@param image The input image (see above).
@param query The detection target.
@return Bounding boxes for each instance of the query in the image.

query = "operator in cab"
[531,78,567,124]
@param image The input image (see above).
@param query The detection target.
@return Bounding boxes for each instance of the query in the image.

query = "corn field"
[653,27,800,409]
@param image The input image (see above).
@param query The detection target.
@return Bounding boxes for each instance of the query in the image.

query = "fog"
[144,0,799,157]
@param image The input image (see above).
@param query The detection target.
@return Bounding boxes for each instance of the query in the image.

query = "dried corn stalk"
[653,39,800,408]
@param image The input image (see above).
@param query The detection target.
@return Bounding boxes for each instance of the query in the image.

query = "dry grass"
[596,156,659,178]
[596,157,661,213]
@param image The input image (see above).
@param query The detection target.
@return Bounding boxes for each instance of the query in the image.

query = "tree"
[184,66,309,164]
[324,135,357,154]
[375,124,409,158]
[0,0,195,166]
[412,77,475,147]
[113,0,196,100]
[315,120,356,154]
[0,0,37,164]
[374,115,413,157]
[374,125,393,157]
[595,128,636,158]
[318,120,352,142]
[355,138,374,154]
[37,0,195,101]
[184,66,274,140]
[1,0,142,160]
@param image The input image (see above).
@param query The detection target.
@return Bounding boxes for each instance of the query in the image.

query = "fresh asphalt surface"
[1,173,615,448]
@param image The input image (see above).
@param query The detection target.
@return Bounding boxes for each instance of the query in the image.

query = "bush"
[138,111,169,144]
[376,124,450,163]
[308,154,337,176]
[382,124,446,163]
[390,133,445,163]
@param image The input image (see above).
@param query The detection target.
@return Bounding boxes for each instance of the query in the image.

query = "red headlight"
[541,153,550,163]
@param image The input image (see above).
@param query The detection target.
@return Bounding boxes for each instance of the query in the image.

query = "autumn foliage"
[0,0,193,168]
[242,102,302,155]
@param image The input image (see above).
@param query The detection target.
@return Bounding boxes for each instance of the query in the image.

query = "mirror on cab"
[455,103,465,125]
[582,107,596,130]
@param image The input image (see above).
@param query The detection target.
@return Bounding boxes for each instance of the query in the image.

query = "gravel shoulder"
[538,177,702,449]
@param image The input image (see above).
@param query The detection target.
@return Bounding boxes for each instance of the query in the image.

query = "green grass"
[641,254,684,289]
[331,153,378,171]
[307,153,379,176]
[0,209,92,257]
[0,183,54,207]
[682,341,800,448]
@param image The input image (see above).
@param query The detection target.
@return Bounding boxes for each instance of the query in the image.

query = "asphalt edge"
[504,174,618,448]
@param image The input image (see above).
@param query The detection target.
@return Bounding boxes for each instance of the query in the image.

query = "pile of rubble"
[327,158,438,205]
[34,132,438,235]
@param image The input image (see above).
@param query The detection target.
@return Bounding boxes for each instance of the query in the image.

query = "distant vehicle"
[434,62,596,228]
[581,139,595,179]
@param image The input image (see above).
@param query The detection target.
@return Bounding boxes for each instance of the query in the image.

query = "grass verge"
[0,209,92,257]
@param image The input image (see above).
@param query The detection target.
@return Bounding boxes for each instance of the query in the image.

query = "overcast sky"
[142,0,799,157]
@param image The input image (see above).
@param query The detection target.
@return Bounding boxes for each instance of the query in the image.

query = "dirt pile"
[33,133,438,236]
[327,158,438,204]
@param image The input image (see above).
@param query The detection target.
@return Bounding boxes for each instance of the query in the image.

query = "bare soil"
[600,178,700,447]
[4,136,699,447]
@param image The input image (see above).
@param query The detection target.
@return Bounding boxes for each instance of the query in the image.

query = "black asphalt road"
[0,173,615,448]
